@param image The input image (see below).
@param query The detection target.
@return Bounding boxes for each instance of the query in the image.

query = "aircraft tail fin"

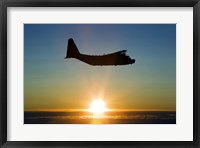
[65,38,80,58]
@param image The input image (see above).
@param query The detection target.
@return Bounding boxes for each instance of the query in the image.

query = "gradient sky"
[24,24,176,111]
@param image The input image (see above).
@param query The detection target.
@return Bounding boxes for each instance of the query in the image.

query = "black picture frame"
[0,0,199,147]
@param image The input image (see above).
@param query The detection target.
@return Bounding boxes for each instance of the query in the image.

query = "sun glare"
[88,99,108,116]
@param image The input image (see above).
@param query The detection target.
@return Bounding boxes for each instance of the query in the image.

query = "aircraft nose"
[132,59,135,63]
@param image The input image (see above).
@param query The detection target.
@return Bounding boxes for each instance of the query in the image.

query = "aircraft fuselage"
[74,53,135,66]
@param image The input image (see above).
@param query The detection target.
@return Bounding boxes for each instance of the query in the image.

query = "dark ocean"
[24,111,176,124]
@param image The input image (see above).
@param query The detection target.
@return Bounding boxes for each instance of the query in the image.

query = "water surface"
[24,111,176,124]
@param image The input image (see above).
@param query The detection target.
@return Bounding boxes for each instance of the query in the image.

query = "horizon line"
[24,108,176,112]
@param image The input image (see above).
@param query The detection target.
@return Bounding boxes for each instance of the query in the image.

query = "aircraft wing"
[106,50,127,56]
[116,50,127,54]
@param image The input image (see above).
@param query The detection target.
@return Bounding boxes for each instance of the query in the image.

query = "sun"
[88,99,108,116]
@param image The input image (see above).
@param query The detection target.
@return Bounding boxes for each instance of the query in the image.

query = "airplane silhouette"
[65,38,135,66]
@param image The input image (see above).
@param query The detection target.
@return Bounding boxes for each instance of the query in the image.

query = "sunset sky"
[24,24,176,111]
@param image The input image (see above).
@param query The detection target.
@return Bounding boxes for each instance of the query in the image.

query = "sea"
[24,111,176,124]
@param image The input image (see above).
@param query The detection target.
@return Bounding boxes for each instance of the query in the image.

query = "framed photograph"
[1,0,199,147]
